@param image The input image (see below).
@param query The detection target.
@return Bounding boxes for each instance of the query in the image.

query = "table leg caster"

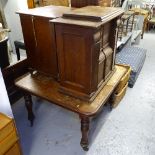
[24,93,35,126]
[80,142,89,151]
[80,115,90,151]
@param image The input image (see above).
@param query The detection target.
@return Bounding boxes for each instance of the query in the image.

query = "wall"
[0,0,28,52]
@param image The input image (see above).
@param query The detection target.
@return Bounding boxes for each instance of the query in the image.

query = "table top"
[0,69,13,117]
[16,5,72,18]
[52,6,124,28]
[15,66,126,117]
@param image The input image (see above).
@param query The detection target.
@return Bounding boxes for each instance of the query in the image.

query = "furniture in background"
[116,46,147,88]
[15,65,127,151]
[0,113,22,155]
[27,0,35,8]
[14,40,26,61]
[131,15,144,44]
[70,0,121,7]
[130,8,149,39]
[18,6,123,102]
[39,0,69,6]
[118,11,135,41]
[148,7,155,30]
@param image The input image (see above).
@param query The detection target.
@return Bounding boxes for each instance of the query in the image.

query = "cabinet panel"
[33,17,58,77]
[20,15,37,69]
[19,15,58,78]
[18,6,71,78]
[56,25,92,94]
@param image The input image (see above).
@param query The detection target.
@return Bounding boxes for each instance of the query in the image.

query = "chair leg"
[15,47,20,61]
[23,93,35,126]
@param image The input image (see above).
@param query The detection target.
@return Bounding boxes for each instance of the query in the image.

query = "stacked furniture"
[18,5,123,102]
[16,5,125,150]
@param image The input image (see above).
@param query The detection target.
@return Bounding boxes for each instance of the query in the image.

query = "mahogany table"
[15,65,126,151]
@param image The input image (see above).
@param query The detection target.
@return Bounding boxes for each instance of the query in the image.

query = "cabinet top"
[16,5,72,19]
[51,6,124,28]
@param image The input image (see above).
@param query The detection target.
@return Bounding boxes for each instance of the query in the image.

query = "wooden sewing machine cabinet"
[16,5,125,151]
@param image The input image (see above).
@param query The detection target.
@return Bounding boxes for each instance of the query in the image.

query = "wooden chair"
[14,40,26,61]
[148,7,155,30]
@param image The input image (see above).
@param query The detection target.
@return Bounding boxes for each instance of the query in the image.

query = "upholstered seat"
[116,47,146,87]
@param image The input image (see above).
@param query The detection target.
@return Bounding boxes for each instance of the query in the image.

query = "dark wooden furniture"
[2,59,28,104]
[0,37,9,69]
[14,40,26,61]
[15,65,126,151]
[17,6,71,78]
[70,0,121,7]
[51,6,123,101]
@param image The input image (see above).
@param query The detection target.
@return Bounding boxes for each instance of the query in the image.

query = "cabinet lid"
[16,5,71,19]
[63,6,123,21]
[51,6,124,28]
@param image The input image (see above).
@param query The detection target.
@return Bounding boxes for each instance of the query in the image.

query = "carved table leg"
[24,93,35,126]
[79,115,90,151]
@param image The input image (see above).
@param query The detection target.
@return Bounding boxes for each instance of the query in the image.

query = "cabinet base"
[59,68,116,102]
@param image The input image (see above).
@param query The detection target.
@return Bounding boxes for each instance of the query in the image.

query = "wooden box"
[0,113,22,155]
[5,142,22,155]
[111,82,128,108]
[51,6,124,101]
[115,64,131,94]
[70,0,121,7]
[17,6,71,78]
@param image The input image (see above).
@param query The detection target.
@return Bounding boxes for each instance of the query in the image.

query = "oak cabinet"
[51,6,123,101]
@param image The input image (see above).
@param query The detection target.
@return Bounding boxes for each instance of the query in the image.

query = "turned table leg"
[79,115,90,151]
[24,93,35,126]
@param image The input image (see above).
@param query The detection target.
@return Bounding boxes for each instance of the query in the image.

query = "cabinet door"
[33,16,58,77]
[55,24,93,94]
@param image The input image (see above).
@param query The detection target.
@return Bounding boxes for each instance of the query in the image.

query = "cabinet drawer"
[0,113,14,142]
